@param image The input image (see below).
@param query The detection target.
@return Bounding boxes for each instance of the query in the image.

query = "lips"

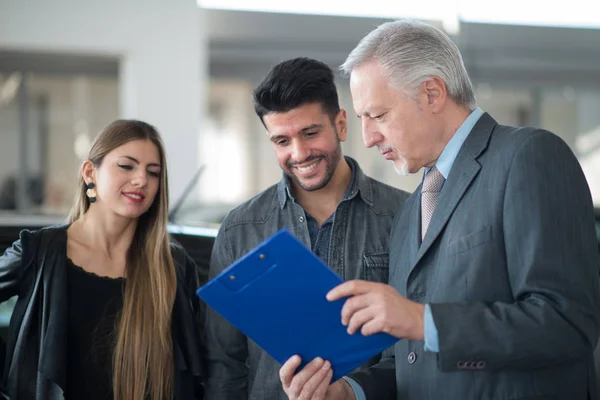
[291,158,324,179]
[378,147,395,160]
[295,159,321,173]
[123,191,145,203]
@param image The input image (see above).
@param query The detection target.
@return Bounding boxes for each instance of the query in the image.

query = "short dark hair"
[253,57,340,124]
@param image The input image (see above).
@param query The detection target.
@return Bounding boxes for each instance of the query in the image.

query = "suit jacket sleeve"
[430,130,600,372]
[203,227,249,400]
[346,345,396,400]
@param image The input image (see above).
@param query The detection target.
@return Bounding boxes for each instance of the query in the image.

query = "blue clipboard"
[196,228,399,382]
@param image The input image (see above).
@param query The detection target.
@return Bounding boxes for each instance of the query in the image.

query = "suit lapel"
[409,190,422,267]
[409,113,497,273]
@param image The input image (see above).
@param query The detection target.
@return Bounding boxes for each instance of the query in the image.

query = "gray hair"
[341,19,476,109]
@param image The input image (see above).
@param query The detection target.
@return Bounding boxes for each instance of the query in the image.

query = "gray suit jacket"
[349,113,600,399]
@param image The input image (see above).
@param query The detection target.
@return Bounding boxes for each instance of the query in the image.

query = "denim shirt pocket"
[363,252,390,284]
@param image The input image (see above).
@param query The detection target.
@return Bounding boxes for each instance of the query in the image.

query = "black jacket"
[0,225,205,399]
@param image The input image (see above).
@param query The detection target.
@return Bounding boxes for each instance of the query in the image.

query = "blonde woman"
[0,120,205,399]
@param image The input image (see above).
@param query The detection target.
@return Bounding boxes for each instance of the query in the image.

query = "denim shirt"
[304,158,356,264]
[204,156,410,400]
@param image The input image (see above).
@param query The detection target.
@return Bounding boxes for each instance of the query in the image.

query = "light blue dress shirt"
[345,107,484,400]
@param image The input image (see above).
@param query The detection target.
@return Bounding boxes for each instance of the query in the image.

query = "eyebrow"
[120,155,161,168]
[300,124,322,133]
[269,124,323,143]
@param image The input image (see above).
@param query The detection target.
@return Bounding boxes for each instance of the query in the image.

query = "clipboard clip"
[219,251,274,292]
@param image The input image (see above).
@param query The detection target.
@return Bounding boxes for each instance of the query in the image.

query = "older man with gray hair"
[278,19,600,400]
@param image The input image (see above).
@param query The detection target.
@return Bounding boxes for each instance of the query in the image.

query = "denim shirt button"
[299,216,305,223]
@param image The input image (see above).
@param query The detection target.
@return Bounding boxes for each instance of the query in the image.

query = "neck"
[76,207,139,257]
[293,157,352,222]
[428,104,473,167]
[444,104,473,139]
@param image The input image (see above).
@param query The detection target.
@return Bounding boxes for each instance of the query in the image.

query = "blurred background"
[1,0,600,226]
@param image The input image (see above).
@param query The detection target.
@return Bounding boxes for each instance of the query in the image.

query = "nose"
[131,170,148,187]
[291,140,310,163]
[361,118,382,148]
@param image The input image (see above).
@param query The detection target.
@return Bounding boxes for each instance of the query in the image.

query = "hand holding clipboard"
[197,229,399,382]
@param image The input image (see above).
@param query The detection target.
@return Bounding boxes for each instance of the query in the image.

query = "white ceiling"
[1,8,599,87]
[206,9,600,86]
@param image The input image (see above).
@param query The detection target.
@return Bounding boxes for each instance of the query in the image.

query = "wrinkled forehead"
[350,65,396,113]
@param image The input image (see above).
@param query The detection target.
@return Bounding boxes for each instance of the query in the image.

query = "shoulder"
[170,240,205,287]
[170,241,187,264]
[170,241,197,277]
[16,224,69,251]
[366,176,411,215]
[218,184,280,232]
[490,123,563,152]
[486,124,574,170]
[0,224,68,285]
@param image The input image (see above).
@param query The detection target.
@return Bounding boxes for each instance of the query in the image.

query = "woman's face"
[85,139,162,220]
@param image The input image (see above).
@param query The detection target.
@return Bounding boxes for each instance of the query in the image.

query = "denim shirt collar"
[276,156,373,209]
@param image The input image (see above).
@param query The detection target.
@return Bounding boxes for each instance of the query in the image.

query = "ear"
[423,76,447,113]
[81,160,96,185]
[334,109,348,142]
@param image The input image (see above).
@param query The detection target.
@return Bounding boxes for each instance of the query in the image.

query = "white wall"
[0,0,207,205]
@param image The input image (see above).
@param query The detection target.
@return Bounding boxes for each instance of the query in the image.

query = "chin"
[118,213,143,220]
[299,183,325,192]
[116,208,148,220]
[297,176,328,192]
[392,158,410,176]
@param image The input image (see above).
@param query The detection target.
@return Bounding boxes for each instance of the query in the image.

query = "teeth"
[125,193,142,200]
[296,160,319,173]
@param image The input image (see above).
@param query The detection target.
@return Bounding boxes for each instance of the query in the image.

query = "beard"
[393,156,410,176]
[284,139,342,192]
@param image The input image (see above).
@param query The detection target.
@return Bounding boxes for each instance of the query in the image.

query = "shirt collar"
[277,156,371,209]
[434,107,484,179]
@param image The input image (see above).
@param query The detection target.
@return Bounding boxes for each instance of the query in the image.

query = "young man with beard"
[203,57,410,400]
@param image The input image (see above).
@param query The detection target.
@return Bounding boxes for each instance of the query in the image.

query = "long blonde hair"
[68,119,176,400]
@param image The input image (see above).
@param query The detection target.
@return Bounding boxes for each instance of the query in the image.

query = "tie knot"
[422,167,445,193]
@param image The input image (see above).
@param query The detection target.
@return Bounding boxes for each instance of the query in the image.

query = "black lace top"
[65,259,124,400]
